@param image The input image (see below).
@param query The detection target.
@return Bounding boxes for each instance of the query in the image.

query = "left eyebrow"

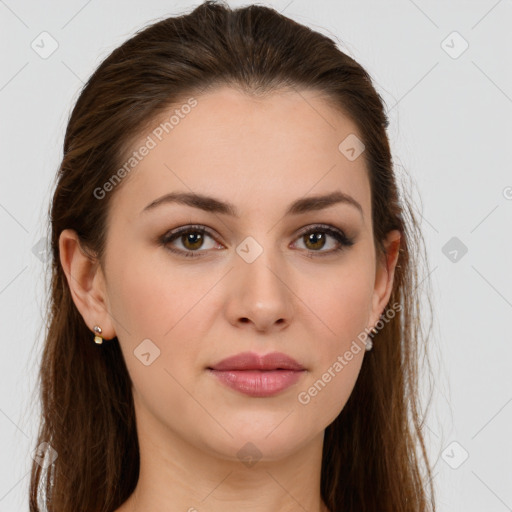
[140,190,363,219]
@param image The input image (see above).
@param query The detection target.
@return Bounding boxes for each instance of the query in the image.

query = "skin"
[60,86,400,512]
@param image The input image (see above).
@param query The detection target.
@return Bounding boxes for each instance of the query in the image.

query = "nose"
[225,245,294,333]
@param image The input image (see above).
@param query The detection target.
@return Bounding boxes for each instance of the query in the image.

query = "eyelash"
[159,223,355,259]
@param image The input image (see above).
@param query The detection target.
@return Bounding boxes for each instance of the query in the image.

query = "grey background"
[1,0,511,510]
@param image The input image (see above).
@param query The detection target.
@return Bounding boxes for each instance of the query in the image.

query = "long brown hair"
[29,1,437,510]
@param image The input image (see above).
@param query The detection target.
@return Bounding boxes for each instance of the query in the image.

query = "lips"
[207,351,306,397]
[207,351,305,371]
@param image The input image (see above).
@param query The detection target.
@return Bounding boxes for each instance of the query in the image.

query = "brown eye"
[180,231,205,251]
[303,232,327,251]
[293,225,354,257]
[160,225,221,258]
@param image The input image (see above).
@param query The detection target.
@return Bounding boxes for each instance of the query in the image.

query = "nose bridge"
[229,231,294,329]
[235,232,286,294]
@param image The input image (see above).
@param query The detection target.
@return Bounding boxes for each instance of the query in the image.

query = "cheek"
[107,251,201,338]
[302,261,374,345]
[294,264,372,414]
[107,256,211,419]
[107,252,217,378]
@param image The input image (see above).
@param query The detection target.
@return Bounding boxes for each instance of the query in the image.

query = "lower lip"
[208,369,305,397]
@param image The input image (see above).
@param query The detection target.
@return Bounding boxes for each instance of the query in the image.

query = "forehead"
[108,85,371,223]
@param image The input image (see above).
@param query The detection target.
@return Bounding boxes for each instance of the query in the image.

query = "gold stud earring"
[365,326,378,352]
[93,325,103,344]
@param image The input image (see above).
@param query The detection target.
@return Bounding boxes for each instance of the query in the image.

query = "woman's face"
[92,86,399,461]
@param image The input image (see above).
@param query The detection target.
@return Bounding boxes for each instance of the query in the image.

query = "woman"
[30,1,436,511]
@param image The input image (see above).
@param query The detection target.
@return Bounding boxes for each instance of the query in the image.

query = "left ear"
[369,229,401,328]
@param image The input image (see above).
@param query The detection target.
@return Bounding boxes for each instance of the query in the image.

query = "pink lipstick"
[207,351,306,397]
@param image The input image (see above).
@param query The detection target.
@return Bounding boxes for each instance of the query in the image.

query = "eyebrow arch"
[141,190,363,218]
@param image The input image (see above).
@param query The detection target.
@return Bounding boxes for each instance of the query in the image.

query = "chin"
[197,423,311,463]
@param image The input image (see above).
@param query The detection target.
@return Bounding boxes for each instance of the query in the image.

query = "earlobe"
[58,229,116,340]
[370,229,401,327]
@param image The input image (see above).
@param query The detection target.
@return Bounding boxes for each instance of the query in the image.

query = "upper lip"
[208,351,305,371]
